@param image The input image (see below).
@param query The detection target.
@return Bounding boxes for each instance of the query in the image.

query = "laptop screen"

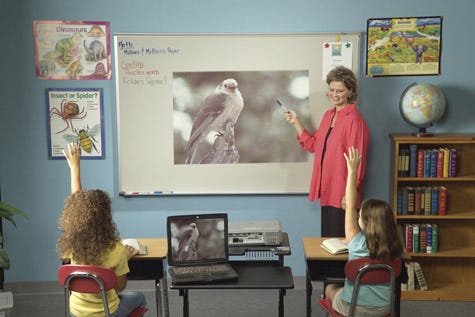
[167,213,229,266]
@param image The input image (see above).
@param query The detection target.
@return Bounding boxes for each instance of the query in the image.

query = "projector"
[228,220,282,246]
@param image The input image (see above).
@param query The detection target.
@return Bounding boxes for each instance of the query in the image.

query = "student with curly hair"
[57,143,147,317]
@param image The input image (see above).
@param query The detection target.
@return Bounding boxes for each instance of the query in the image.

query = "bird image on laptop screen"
[177,222,199,261]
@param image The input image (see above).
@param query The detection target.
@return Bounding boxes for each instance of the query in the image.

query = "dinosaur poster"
[33,20,111,80]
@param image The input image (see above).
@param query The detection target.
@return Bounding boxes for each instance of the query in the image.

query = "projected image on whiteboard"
[173,70,311,165]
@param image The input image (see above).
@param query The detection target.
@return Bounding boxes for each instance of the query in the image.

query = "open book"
[121,239,148,255]
[320,238,348,255]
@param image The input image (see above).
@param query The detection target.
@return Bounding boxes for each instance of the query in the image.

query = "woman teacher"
[284,66,370,237]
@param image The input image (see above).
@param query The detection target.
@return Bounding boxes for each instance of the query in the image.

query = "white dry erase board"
[114,33,360,195]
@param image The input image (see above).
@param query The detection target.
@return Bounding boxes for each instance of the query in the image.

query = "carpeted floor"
[4,278,475,317]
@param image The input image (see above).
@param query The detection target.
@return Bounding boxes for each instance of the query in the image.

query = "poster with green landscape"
[366,16,442,76]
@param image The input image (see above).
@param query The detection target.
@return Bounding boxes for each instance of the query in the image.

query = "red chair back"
[318,257,402,317]
[58,264,148,317]
[345,257,402,284]
[58,264,116,293]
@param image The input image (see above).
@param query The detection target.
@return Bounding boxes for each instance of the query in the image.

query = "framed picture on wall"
[366,16,442,77]
[46,88,105,160]
[33,20,111,80]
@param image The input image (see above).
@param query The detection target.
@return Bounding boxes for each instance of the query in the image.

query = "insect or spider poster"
[46,88,105,159]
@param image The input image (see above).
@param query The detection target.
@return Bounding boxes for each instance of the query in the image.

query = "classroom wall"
[0,0,474,282]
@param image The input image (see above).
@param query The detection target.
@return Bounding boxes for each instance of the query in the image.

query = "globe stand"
[413,127,433,137]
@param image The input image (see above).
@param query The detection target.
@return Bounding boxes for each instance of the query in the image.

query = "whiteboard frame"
[114,33,360,195]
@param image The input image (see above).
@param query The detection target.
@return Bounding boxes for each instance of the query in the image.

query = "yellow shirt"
[70,242,129,317]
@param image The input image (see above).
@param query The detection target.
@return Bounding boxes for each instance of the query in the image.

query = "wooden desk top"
[134,238,167,259]
[302,237,347,261]
[62,238,167,263]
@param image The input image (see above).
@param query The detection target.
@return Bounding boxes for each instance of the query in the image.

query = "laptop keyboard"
[174,264,230,274]
[170,264,238,284]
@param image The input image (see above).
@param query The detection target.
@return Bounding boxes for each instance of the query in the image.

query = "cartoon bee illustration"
[63,124,100,154]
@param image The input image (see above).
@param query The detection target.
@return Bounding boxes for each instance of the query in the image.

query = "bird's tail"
[185,132,204,164]
[184,142,197,164]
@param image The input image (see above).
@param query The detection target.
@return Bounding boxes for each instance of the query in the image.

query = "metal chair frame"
[58,264,147,317]
[319,257,402,317]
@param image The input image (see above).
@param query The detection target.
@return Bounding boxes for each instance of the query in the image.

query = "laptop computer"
[167,213,239,284]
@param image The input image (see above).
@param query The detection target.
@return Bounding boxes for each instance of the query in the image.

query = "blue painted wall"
[0,0,474,282]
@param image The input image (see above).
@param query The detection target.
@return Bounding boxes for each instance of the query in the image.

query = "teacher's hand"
[284,109,298,125]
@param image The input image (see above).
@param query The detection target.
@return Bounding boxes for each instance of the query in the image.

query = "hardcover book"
[398,151,404,177]
[399,149,410,177]
[449,148,457,177]
[430,149,438,178]
[415,187,423,215]
[407,187,415,215]
[431,187,439,215]
[442,147,450,177]
[423,150,431,178]
[420,189,425,215]
[426,224,432,253]
[419,224,427,253]
[397,188,403,215]
[439,186,447,215]
[412,224,420,253]
[402,187,409,215]
[432,224,438,253]
[424,187,432,215]
[417,149,424,178]
[409,144,418,177]
[436,149,444,177]
[405,224,413,253]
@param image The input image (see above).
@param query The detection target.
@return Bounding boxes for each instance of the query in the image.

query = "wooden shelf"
[396,210,475,220]
[408,246,475,258]
[390,134,475,301]
[402,286,475,301]
[397,176,475,182]
[389,133,475,144]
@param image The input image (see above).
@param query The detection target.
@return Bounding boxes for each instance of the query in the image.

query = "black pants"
[321,206,345,237]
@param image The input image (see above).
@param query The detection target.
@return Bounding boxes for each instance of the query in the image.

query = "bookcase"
[390,133,475,301]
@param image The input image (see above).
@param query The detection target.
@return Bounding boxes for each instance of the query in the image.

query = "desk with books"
[302,237,346,317]
[170,233,294,317]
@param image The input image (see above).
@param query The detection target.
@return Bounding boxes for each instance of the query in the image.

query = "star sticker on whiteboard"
[324,42,330,48]
[345,42,352,48]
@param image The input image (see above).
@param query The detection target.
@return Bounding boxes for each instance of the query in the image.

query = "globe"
[399,82,446,136]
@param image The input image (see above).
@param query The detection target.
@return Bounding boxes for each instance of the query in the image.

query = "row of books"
[398,145,457,178]
[404,223,438,253]
[397,186,447,216]
[402,261,428,291]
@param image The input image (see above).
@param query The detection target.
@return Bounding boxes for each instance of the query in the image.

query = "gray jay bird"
[185,78,244,164]
[177,222,199,261]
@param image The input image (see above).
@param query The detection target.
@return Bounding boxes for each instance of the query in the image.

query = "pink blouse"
[298,104,370,208]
